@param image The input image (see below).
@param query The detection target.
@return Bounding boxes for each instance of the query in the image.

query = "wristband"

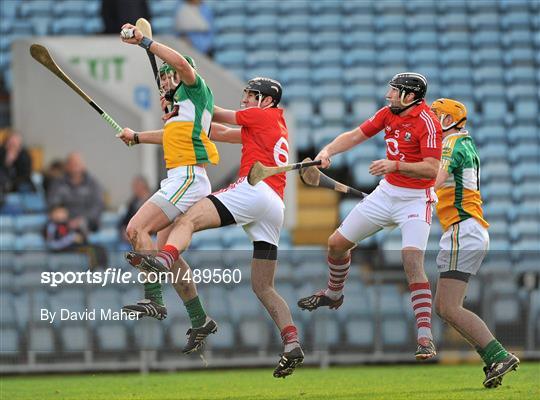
[138,36,153,50]
[395,160,400,172]
[134,133,140,144]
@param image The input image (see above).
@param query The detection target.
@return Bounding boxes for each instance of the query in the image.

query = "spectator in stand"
[176,0,215,57]
[101,0,150,34]
[0,130,35,194]
[47,152,104,232]
[45,204,87,251]
[119,175,151,243]
[43,159,65,195]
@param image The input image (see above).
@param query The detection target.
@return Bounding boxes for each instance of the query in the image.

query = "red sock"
[281,325,299,345]
[409,281,433,340]
[325,255,350,300]
[156,244,179,269]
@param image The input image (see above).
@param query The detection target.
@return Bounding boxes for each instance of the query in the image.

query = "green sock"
[184,296,207,328]
[482,339,509,364]
[475,346,489,365]
[144,282,164,306]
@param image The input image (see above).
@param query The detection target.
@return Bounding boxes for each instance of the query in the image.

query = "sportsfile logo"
[41,268,242,287]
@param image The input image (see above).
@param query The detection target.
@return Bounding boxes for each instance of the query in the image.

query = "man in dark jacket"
[47,152,104,232]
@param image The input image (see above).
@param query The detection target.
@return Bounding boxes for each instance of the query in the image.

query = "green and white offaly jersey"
[435,131,489,232]
[163,74,219,168]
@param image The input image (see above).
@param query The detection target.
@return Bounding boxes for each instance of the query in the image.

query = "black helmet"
[388,72,427,114]
[389,72,427,100]
[244,77,282,107]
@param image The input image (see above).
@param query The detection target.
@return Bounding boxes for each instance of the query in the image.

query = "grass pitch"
[1,363,539,400]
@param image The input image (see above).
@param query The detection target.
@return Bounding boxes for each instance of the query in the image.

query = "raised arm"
[315,126,370,168]
[213,106,238,125]
[209,123,242,144]
[120,23,196,86]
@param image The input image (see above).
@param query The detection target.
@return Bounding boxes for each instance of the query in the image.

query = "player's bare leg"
[251,258,293,328]
[402,246,436,360]
[298,230,354,311]
[251,254,304,378]
[435,278,518,388]
[122,202,171,319]
[127,198,222,351]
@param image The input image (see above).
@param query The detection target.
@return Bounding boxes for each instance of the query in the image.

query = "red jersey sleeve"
[359,107,389,137]
[419,116,443,159]
[235,107,266,128]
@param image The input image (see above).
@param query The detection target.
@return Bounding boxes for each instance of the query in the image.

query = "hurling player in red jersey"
[298,73,442,360]
[128,77,303,378]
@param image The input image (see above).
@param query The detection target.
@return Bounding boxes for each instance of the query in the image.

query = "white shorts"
[338,179,437,250]
[149,165,211,221]
[437,218,490,275]
[213,177,284,246]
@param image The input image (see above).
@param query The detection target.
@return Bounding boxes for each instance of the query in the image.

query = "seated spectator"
[0,130,35,195]
[176,0,215,57]
[43,159,65,195]
[101,0,150,34]
[47,152,104,232]
[119,175,151,242]
[45,204,87,251]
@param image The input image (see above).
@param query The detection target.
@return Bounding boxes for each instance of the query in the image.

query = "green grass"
[1,363,539,400]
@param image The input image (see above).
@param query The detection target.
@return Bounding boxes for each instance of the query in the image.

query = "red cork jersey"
[360,100,442,188]
[235,107,289,199]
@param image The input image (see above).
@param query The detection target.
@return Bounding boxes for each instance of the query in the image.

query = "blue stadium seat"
[437,12,468,31]
[513,163,540,181]
[246,0,278,15]
[52,0,89,17]
[29,325,55,352]
[375,31,406,48]
[135,320,164,349]
[440,49,472,66]
[472,48,503,67]
[469,13,500,31]
[309,14,341,32]
[214,15,245,33]
[482,161,512,182]
[99,211,121,229]
[60,325,89,352]
[505,66,536,85]
[148,0,179,17]
[204,287,231,320]
[246,15,278,34]
[505,48,535,66]
[341,30,375,49]
[214,32,244,50]
[503,29,534,49]
[351,99,378,123]
[493,298,520,324]
[514,99,539,122]
[508,124,540,145]
[408,31,438,48]
[311,31,342,50]
[0,232,16,251]
[50,288,86,316]
[88,288,120,311]
[278,15,309,33]
[21,193,46,213]
[209,319,235,350]
[440,32,470,48]
[319,98,346,121]
[467,0,498,12]
[313,313,341,348]
[48,253,89,272]
[345,318,374,348]
[51,16,88,35]
[507,84,537,102]
[96,323,129,351]
[343,49,377,67]
[382,317,410,347]
[14,213,47,234]
[0,327,19,352]
[501,12,532,30]
[16,233,46,251]
[310,64,342,81]
[238,319,270,349]
[215,50,245,68]
[279,32,310,50]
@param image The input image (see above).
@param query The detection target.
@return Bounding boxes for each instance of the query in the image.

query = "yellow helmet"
[431,98,467,132]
